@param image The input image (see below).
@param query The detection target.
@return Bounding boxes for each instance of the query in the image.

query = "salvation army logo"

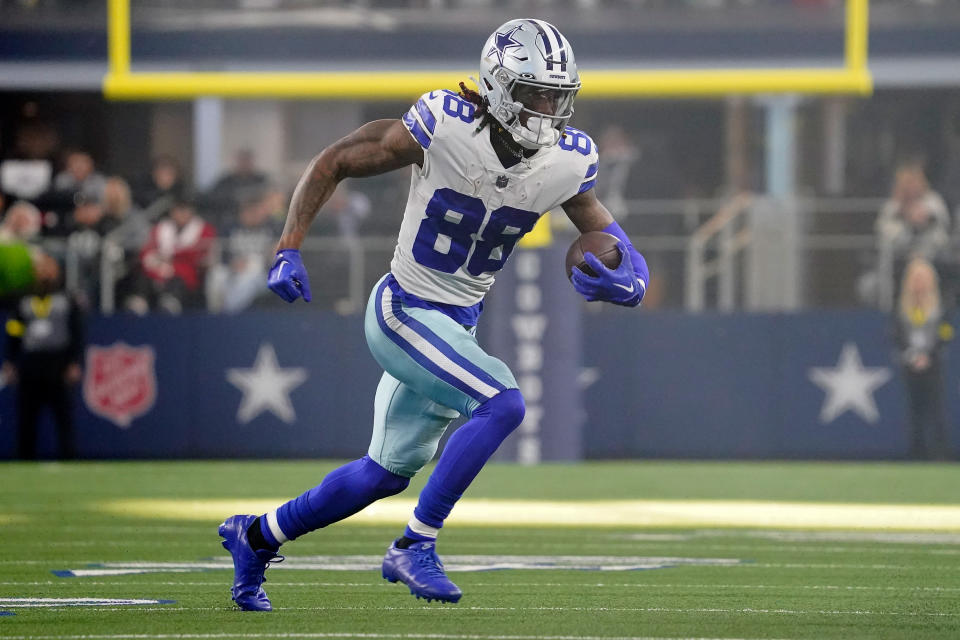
[83,343,157,428]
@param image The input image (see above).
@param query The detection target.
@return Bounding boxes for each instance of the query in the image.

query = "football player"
[220,18,648,610]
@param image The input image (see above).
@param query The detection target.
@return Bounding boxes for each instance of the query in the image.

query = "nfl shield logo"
[496,175,509,188]
[83,342,157,428]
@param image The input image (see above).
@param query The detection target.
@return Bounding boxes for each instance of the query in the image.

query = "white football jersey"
[392,89,599,307]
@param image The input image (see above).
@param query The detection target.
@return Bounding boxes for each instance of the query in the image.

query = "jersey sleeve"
[578,155,599,195]
[571,130,599,196]
[401,91,443,150]
[551,126,600,207]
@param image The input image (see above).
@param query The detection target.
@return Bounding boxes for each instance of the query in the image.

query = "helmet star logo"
[487,25,525,66]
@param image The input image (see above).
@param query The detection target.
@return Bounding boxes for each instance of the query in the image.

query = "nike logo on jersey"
[613,281,635,293]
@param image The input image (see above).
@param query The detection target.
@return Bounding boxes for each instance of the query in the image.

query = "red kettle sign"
[83,343,157,428]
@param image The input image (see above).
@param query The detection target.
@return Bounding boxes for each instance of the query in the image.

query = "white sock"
[266,509,290,544]
[407,515,439,540]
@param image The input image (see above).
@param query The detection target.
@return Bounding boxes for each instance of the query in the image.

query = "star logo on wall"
[808,342,892,424]
[226,343,308,424]
[487,25,525,66]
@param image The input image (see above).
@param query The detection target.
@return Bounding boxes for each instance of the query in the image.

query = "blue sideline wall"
[0,309,957,460]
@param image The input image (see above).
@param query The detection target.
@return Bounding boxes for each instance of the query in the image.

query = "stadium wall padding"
[1,309,957,461]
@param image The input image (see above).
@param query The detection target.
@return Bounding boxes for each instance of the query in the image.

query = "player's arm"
[269,119,423,302]
[561,188,648,307]
[277,119,422,251]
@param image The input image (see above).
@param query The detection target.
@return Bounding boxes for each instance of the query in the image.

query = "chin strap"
[518,116,560,148]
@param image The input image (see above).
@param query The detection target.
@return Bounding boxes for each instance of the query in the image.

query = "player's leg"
[218,280,460,611]
[366,275,525,601]
[260,372,456,544]
[402,386,523,542]
[218,376,420,612]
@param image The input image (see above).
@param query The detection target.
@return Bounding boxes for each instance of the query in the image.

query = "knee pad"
[360,455,410,498]
[478,388,526,434]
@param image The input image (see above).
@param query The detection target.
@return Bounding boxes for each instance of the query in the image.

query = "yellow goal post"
[104,0,871,100]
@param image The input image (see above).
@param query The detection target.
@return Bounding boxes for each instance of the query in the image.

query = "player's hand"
[570,241,643,307]
[267,249,312,303]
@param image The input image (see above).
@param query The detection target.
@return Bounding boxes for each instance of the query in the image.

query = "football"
[564,230,623,279]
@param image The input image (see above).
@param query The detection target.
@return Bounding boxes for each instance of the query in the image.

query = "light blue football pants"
[363,274,519,477]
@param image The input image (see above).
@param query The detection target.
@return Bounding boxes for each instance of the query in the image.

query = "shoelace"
[260,554,285,585]
[414,548,447,579]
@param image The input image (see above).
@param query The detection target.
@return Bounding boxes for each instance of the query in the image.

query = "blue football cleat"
[219,514,283,611]
[381,539,462,603]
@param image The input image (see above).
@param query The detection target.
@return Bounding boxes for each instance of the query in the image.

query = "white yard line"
[4,580,960,592]
[8,605,958,617]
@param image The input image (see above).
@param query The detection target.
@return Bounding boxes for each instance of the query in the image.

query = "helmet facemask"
[479,19,582,150]
[495,74,578,149]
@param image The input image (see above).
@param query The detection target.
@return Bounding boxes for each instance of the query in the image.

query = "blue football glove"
[267,249,312,303]
[570,241,643,307]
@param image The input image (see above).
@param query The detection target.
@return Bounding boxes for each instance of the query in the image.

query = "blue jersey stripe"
[584,163,598,179]
[402,111,432,149]
[373,280,488,403]
[374,278,504,405]
[390,276,482,326]
[386,279,506,396]
[578,178,597,194]
[415,99,437,135]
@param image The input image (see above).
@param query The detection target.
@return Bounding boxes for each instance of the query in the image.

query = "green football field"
[2,460,960,640]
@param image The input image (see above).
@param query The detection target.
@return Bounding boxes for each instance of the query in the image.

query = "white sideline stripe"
[0,598,170,608]
[0,634,790,640]
[379,286,500,399]
[95,497,960,530]
[48,557,960,577]
[53,556,741,577]
[8,580,960,592]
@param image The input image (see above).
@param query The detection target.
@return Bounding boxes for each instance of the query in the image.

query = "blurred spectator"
[134,154,186,221]
[211,149,269,201]
[597,125,639,219]
[260,185,289,226]
[893,257,953,460]
[138,199,216,314]
[0,118,58,201]
[2,259,83,460]
[8,118,59,163]
[102,177,147,240]
[876,163,950,260]
[64,190,113,310]
[101,177,151,313]
[327,184,371,239]
[875,163,951,306]
[53,149,106,202]
[204,149,270,227]
[0,200,42,244]
[207,193,278,313]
